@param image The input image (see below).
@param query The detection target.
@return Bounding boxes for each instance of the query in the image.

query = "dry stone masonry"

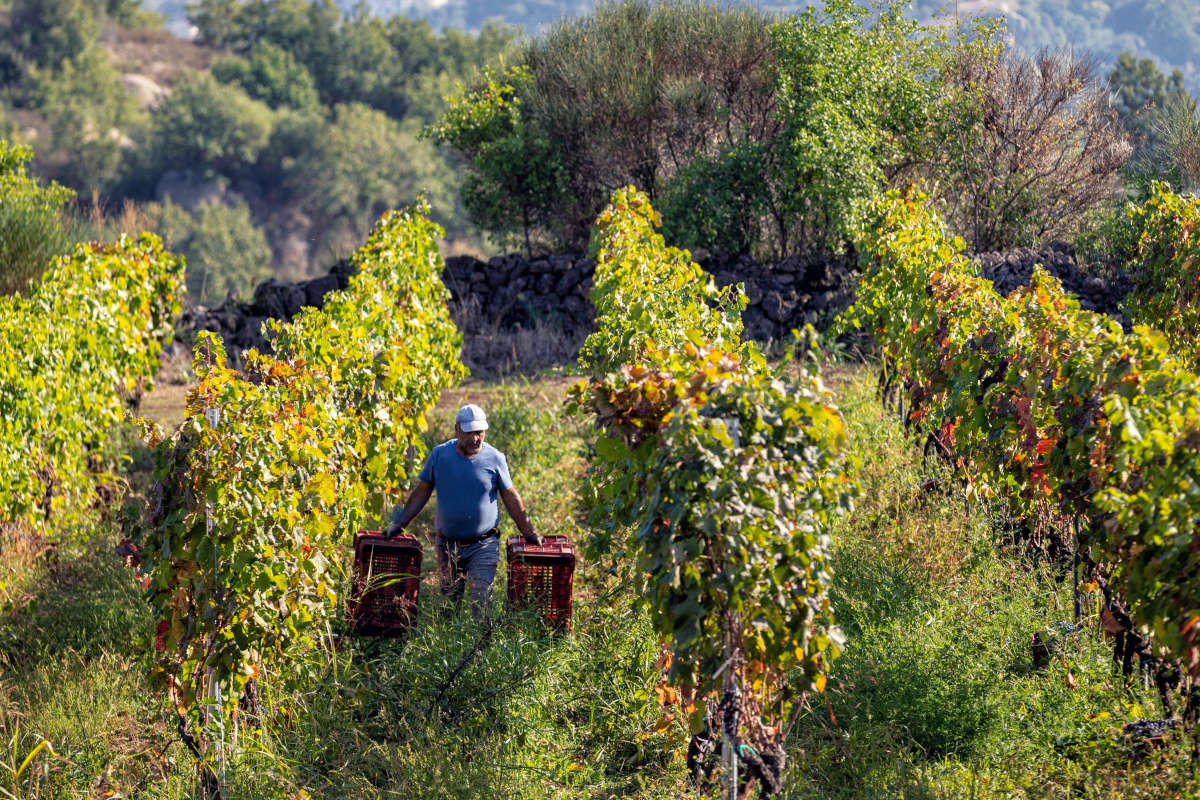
[973,241,1129,316]
[176,241,1128,364]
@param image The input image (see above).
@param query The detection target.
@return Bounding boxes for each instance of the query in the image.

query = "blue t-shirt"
[414,440,513,539]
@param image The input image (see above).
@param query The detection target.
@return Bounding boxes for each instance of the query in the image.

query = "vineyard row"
[844,189,1200,681]
[0,236,182,526]
[131,201,466,715]
[571,187,858,793]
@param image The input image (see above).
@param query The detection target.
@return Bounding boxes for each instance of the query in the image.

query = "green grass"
[786,366,1199,800]
[1,366,1197,798]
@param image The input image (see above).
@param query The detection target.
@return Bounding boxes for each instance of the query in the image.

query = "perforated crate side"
[350,530,423,636]
[506,536,575,631]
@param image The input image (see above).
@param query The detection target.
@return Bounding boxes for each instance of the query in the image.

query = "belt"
[438,528,498,546]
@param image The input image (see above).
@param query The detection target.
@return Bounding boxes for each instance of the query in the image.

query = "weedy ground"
[0,362,1196,799]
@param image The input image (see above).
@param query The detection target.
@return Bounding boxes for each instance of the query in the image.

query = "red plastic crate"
[349,530,422,636]
[506,535,575,630]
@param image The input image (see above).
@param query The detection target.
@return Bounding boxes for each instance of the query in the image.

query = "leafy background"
[163,0,1200,89]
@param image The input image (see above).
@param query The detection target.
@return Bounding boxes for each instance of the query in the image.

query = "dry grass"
[451,298,588,378]
[138,345,194,431]
[101,25,217,86]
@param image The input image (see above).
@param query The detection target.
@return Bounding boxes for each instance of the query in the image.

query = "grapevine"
[1123,184,1200,369]
[131,201,465,719]
[842,189,1200,689]
[571,187,857,795]
[0,234,183,525]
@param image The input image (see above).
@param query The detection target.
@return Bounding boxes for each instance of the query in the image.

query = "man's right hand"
[383,522,403,539]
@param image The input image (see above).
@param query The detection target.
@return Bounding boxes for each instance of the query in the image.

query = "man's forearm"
[391,482,433,530]
[500,488,535,538]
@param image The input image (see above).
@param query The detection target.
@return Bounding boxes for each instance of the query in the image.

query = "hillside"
[147,0,1199,87]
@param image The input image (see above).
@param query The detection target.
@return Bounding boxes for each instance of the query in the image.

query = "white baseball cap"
[456,403,488,432]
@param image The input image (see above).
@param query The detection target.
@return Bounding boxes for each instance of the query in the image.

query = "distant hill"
[915,0,1199,89]
[144,0,1198,89]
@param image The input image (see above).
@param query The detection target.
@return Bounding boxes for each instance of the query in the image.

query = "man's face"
[455,423,485,457]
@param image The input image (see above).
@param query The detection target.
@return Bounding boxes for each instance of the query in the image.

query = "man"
[385,403,541,613]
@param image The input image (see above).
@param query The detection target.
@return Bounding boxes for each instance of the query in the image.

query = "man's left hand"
[523,531,543,546]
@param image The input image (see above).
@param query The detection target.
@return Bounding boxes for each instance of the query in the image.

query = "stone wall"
[974,241,1129,315]
[174,259,355,356]
[441,249,859,342]
[175,241,1127,366]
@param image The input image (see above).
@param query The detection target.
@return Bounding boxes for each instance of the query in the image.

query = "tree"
[212,40,321,111]
[156,196,272,306]
[770,0,949,250]
[390,19,515,124]
[427,66,567,254]
[326,9,397,113]
[31,45,139,192]
[146,72,276,178]
[285,103,445,256]
[937,43,1132,251]
[189,0,341,94]
[0,0,99,91]
[186,0,242,49]
[1109,51,1186,151]
[0,139,75,295]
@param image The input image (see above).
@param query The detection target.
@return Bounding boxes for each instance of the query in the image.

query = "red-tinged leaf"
[1035,438,1056,455]
[1029,463,1052,496]
[154,619,169,652]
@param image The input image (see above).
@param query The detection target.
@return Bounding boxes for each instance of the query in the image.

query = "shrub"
[843,188,1200,684]
[0,139,75,295]
[1121,185,1200,366]
[1133,90,1200,191]
[937,43,1131,251]
[134,200,464,719]
[155,197,272,306]
[659,141,776,256]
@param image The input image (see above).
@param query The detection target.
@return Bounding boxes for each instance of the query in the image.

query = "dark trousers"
[435,533,499,615]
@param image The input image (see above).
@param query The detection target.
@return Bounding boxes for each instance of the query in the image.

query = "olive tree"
[432,0,778,250]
